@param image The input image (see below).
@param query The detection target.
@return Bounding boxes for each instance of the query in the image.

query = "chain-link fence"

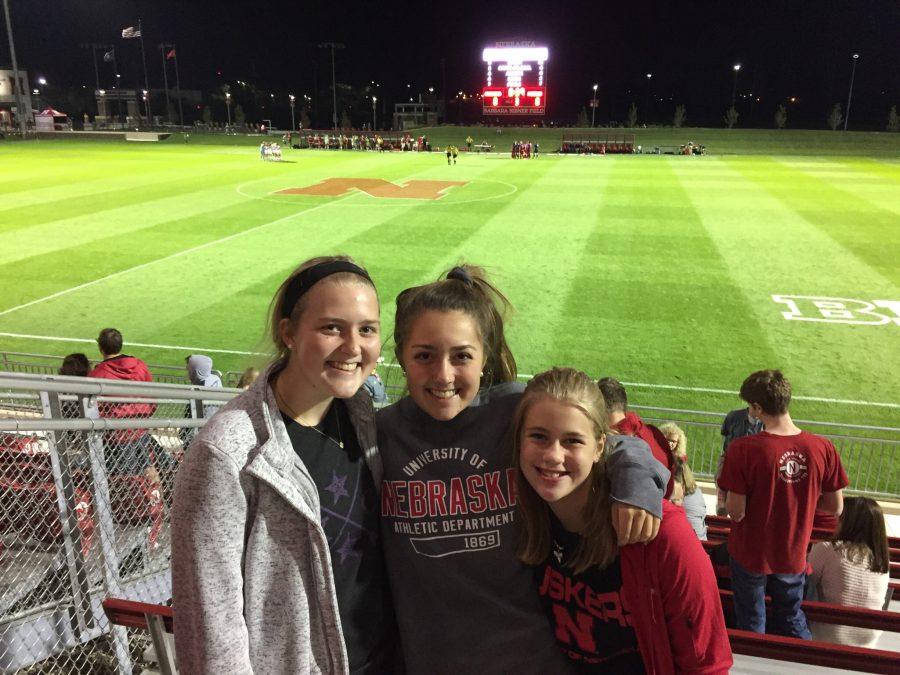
[0,373,235,674]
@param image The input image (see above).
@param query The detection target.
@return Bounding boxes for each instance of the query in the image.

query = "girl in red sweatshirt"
[513,367,732,674]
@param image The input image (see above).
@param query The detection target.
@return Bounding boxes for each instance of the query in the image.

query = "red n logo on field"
[276,177,468,200]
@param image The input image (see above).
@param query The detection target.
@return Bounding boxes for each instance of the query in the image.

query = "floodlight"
[646,73,652,79]
[592,83,598,91]
[38,76,47,85]
[733,64,741,71]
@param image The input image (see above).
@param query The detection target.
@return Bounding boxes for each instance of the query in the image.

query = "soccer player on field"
[718,370,849,639]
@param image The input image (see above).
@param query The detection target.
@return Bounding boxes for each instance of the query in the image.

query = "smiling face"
[518,397,605,532]
[279,280,380,403]
[400,309,486,421]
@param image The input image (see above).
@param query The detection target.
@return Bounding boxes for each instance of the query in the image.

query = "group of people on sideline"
[258,141,283,161]
[511,140,538,158]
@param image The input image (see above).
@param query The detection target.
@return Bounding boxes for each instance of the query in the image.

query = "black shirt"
[282,401,396,673]
[534,513,645,673]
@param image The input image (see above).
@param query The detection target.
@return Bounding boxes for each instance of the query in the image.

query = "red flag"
[166,49,176,60]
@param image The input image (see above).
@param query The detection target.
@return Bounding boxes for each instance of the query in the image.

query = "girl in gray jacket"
[172,255,398,674]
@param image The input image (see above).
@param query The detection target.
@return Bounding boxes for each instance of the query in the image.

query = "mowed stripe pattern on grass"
[0,141,898,428]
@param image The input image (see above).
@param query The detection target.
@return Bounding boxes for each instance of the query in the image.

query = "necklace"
[275,386,344,449]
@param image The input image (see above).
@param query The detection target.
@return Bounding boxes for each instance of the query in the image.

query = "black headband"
[447,266,474,287]
[281,261,372,318]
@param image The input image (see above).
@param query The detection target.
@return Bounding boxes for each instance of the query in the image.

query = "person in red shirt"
[89,328,160,476]
[515,367,732,674]
[598,376,675,498]
[718,369,849,638]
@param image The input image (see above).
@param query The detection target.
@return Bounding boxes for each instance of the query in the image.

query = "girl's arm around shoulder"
[171,439,254,674]
[654,503,732,674]
[606,435,668,519]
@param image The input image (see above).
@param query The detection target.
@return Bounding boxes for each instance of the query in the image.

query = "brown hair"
[597,377,628,414]
[739,369,791,415]
[59,353,90,377]
[97,328,123,357]
[834,497,890,574]
[393,263,516,386]
[513,367,616,574]
[267,255,377,370]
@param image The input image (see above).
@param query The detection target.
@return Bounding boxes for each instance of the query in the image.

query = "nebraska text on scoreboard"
[482,42,548,115]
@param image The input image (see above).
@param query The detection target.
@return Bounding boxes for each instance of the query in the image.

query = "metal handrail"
[0,372,238,401]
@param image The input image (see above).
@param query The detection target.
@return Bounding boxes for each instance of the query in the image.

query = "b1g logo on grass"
[777,450,809,484]
[772,295,900,326]
[276,177,468,200]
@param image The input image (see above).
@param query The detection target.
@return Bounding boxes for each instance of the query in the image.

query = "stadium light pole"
[318,42,345,130]
[591,84,598,127]
[372,96,377,130]
[731,63,741,108]
[289,94,296,131]
[843,53,859,132]
[225,92,231,131]
[2,0,28,137]
[645,73,652,124]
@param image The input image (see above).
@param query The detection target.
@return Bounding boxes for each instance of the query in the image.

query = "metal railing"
[0,350,219,385]
[634,405,900,499]
[0,370,897,673]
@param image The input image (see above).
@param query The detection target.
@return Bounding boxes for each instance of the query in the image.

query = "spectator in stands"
[236,366,260,389]
[60,352,90,377]
[807,497,891,647]
[362,368,387,404]
[660,422,707,540]
[514,368,731,672]
[59,353,92,419]
[659,420,687,460]
[717,406,763,515]
[718,370,849,639]
[88,328,164,478]
[172,255,400,673]
[598,376,675,497]
[185,354,223,419]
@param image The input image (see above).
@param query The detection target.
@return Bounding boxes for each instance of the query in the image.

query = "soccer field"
[1,139,898,429]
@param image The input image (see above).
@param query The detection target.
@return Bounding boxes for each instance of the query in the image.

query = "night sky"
[5,0,899,128]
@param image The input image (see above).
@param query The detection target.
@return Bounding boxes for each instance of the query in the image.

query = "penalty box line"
[0,196,354,320]
[2,331,898,410]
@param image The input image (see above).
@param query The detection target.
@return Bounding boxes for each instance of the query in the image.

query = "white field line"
[2,331,898,410]
[0,196,352,319]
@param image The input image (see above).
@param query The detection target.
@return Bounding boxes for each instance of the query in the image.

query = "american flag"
[121,26,142,39]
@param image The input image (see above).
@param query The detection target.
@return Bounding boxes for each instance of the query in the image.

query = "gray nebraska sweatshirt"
[377,382,668,674]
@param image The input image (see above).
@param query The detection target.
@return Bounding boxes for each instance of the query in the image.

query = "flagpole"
[111,49,123,125]
[137,19,152,124]
[2,0,28,137]
[91,45,100,93]
[159,44,171,124]
[172,47,184,128]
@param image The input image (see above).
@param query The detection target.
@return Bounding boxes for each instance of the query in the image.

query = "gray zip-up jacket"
[171,365,379,674]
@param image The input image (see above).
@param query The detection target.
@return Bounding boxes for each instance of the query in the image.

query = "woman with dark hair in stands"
[172,255,399,674]
[378,264,668,673]
[513,368,732,673]
[807,497,891,647]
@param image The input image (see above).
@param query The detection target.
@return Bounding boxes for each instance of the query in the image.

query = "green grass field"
[1,136,898,438]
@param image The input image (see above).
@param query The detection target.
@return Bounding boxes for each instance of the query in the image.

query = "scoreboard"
[482,43,548,115]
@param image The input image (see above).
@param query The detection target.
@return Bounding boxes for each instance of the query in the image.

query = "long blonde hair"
[512,367,617,574]
[659,422,696,495]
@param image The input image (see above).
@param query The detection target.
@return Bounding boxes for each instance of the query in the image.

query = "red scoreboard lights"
[482,43,548,115]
